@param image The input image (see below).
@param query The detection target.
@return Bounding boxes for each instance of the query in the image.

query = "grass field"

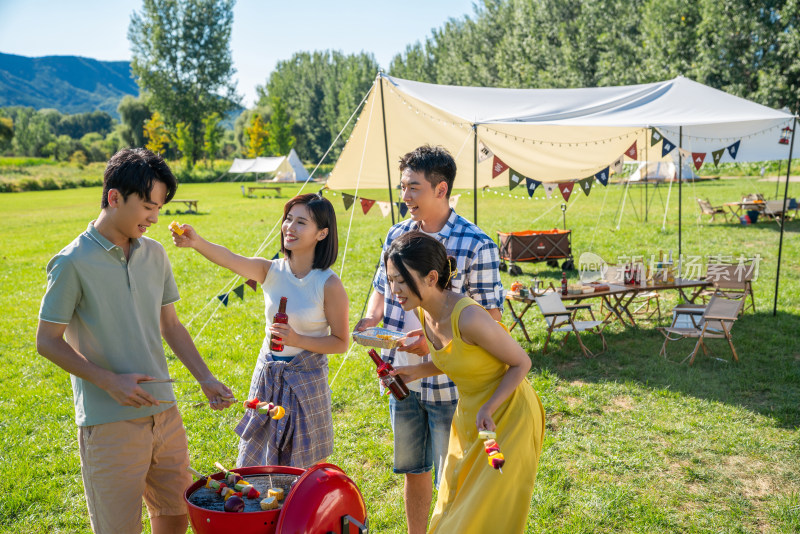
[1,175,799,533]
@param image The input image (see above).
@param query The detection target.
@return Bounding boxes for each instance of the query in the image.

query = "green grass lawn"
[1,176,799,533]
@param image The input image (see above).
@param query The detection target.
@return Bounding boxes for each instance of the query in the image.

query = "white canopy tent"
[328,74,797,192]
[227,149,310,182]
[327,72,798,314]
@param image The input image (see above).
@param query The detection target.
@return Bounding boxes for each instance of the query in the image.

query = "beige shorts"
[78,406,191,534]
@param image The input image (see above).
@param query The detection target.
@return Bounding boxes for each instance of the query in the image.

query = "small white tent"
[226,149,310,182]
[627,160,700,182]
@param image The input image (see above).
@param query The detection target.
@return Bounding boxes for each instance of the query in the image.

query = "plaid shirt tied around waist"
[236,348,332,468]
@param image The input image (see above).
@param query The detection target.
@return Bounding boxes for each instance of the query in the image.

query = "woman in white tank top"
[171,193,349,467]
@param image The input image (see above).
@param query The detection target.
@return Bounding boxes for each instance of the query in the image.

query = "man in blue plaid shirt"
[356,145,503,534]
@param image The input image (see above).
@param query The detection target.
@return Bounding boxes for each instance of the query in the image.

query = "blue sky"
[0,0,476,106]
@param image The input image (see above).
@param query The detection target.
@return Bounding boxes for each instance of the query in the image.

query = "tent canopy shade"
[326,74,797,191]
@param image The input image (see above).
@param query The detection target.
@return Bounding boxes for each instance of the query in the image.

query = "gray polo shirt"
[39,222,179,426]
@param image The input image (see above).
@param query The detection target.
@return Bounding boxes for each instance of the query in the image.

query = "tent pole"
[678,126,683,260]
[645,130,649,222]
[378,72,396,225]
[473,125,478,225]
[773,116,797,316]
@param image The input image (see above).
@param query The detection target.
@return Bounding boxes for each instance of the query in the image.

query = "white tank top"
[261,258,334,357]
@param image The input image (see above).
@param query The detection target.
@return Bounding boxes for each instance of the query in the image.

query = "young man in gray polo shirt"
[36,148,234,534]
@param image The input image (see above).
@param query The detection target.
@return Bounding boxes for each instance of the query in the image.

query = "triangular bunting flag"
[692,152,706,170]
[650,129,663,146]
[578,177,593,196]
[360,198,375,215]
[342,193,355,211]
[612,156,624,175]
[677,147,692,161]
[449,194,460,210]
[625,142,637,160]
[559,182,575,202]
[217,293,229,306]
[397,202,408,217]
[272,252,279,260]
[727,140,740,159]
[712,148,725,167]
[232,284,245,300]
[491,156,509,178]
[508,167,524,191]
[595,167,610,186]
[376,201,392,218]
[246,279,257,291]
[544,183,556,199]
[662,138,676,157]
[478,141,493,163]
[525,178,541,197]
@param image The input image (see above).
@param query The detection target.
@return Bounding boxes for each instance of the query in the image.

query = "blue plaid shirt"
[373,209,504,404]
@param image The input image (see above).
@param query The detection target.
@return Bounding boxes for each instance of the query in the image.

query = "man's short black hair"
[101,148,177,208]
[399,145,457,198]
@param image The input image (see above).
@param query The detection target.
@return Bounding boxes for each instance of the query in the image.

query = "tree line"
[388,0,800,114]
[4,0,800,171]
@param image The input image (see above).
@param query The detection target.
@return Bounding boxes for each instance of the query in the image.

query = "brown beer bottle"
[270,297,289,352]
[367,349,410,401]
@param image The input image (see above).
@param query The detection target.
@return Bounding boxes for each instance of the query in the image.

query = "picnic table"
[171,199,199,213]
[243,185,282,197]
[723,200,764,219]
[505,278,710,342]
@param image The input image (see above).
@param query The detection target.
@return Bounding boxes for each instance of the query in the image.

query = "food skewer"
[479,430,505,474]
[243,398,286,419]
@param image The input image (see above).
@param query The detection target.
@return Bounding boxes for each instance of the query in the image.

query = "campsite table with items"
[723,200,765,219]
[505,278,711,342]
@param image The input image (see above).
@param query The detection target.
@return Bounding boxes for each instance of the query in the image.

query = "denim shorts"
[389,390,457,487]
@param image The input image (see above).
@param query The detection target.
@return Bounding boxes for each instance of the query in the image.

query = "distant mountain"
[0,52,138,118]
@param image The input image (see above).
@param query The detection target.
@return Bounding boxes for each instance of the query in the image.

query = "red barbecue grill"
[185,463,368,534]
[497,229,573,275]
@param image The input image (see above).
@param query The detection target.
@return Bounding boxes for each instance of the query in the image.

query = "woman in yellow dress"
[385,231,545,533]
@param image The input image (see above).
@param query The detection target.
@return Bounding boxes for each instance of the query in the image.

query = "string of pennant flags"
[484,127,744,201]
[216,277,259,306]
[323,190,462,217]
[649,128,742,169]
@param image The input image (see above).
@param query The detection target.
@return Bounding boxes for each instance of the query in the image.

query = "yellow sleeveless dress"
[424,297,545,534]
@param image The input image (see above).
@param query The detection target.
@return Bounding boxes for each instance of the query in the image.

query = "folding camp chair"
[698,263,756,313]
[696,198,731,223]
[658,296,742,365]
[535,293,607,357]
[763,199,795,224]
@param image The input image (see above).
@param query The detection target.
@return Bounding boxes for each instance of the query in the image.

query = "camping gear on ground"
[185,463,368,534]
[497,229,572,275]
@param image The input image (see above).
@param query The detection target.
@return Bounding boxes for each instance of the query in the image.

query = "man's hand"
[398,328,429,356]
[103,373,159,408]
[200,378,235,411]
[354,316,380,332]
